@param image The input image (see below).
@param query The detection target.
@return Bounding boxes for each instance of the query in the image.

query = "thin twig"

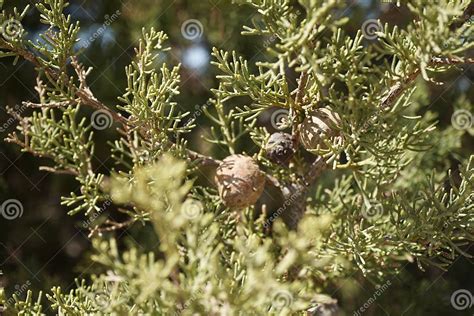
[304,156,328,186]
[88,218,137,238]
[380,57,474,109]
[39,166,78,175]
[71,57,128,126]
[23,100,74,108]
[292,72,309,147]
[187,149,221,167]
[1,41,220,170]
[0,41,128,126]
[295,72,309,108]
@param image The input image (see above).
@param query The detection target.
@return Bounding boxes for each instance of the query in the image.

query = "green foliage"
[0,0,473,315]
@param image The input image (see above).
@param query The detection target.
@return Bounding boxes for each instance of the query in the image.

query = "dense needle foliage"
[0,0,473,315]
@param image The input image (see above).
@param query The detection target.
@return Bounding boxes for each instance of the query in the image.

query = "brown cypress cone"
[265,132,295,165]
[300,107,341,152]
[215,154,266,208]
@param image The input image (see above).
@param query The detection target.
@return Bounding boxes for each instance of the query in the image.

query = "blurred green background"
[0,0,472,315]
